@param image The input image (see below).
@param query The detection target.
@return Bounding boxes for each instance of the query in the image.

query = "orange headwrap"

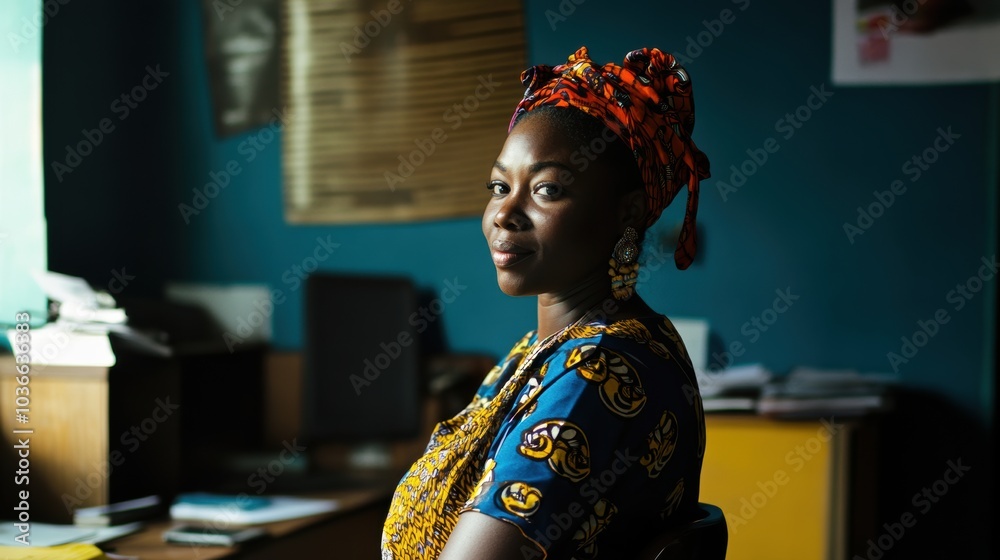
[509,46,710,270]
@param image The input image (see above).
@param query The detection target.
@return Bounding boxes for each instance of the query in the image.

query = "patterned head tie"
[509,46,711,270]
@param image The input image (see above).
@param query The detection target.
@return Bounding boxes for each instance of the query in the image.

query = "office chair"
[635,503,728,560]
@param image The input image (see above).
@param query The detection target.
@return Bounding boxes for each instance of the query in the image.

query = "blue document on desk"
[170,493,338,524]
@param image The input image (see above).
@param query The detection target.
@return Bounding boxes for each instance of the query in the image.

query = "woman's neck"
[535,273,603,339]
[535,273,657,339]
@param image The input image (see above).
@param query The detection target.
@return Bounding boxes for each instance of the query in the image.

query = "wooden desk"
[106,488,392,559]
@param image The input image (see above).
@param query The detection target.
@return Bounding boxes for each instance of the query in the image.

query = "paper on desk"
[5,323,116,367]
[697,363,773,398]
[31,270,101,309]
[0,521,142,550]
[0,522,98,547]
[30,270,125,324]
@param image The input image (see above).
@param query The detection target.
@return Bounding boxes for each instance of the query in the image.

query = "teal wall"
[46,2,994,423]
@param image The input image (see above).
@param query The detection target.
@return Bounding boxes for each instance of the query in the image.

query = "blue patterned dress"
[382,315,706,559]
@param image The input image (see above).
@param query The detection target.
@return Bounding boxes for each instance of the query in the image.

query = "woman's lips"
[492,250,533,268]
[491,239,533,268]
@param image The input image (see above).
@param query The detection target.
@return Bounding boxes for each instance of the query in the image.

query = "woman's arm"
[438,511,544,560]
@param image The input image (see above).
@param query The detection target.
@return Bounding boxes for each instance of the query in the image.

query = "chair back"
[635,502,728,560]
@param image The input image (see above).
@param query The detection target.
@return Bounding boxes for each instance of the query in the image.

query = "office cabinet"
[0,353,180,523]
[700,415,874,560]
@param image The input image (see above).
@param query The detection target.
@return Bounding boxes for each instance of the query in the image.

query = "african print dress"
[381,315,706,559]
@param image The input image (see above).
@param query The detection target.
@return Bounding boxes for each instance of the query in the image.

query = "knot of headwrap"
[509,46,711,270]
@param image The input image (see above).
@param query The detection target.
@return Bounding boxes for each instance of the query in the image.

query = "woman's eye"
[535,183,563,198]
[487,181,509,196]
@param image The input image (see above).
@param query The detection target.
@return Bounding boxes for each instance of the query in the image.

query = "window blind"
[281,0,527,223]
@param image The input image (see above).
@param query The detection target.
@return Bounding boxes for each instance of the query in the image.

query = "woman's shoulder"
[530,314,699,406]
[523,314,704,455]
[558,314,695,371]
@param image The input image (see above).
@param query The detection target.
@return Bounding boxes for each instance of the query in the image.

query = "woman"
[382,46,711,560]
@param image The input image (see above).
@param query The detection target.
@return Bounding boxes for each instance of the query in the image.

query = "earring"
[609,227,639,301]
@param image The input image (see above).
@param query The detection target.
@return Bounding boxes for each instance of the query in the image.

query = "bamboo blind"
[281,0,527,223]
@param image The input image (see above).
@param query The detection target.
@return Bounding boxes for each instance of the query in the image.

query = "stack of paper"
[4,270,173,366]
[4,271,121,367]
[697,363,773,412]
[756,367,897,418]
[6,323,117,368]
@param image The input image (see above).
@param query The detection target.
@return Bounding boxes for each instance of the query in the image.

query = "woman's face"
[482,114,622,297]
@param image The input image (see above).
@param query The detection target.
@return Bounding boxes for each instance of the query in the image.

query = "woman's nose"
[493,193,530,231]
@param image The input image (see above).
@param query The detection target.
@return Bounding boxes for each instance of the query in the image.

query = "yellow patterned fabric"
[381,316,705,559]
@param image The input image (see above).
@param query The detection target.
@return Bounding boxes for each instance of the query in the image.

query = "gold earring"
[609,226,639,301]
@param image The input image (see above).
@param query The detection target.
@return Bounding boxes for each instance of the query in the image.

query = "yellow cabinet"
[700,415,864,560]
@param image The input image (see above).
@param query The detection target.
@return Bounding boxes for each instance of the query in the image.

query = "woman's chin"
[496,274,536,297]
[498,284,531,297]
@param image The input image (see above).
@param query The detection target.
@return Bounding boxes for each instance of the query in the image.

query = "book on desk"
[168,493,339,524]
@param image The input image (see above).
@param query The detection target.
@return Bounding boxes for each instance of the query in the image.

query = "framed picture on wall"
[202,0,281,137]
[832,0,1000,85]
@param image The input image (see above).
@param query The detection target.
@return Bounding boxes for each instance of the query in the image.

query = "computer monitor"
[302,273,422,450]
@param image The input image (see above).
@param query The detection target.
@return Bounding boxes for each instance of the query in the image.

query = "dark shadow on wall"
[864,388,992,558]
